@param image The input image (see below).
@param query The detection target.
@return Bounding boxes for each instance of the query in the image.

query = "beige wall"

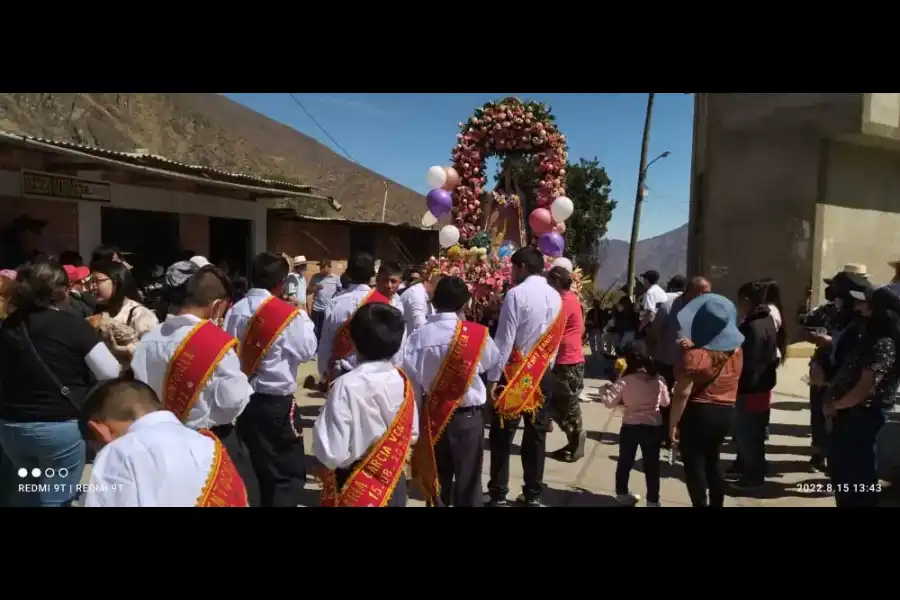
[812,141,900,303]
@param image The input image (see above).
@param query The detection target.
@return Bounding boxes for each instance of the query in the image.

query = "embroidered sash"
[195,429,249,507]
[410,321,488,506]
[494,309,566,421]
[327,288,391,383]
[320,369,415,507]
[239,296,298,377]
[164,320,238,423]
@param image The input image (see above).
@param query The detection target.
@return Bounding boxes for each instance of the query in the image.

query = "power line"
[287,93,356,163]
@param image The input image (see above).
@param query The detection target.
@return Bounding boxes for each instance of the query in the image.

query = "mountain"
[0,93,427,225]
[593,223,688,290]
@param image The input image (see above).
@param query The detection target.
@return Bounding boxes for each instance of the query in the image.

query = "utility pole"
[380,181,390,223]
[626,93,655,299]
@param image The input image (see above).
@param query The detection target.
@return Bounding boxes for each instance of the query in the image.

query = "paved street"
[291,357,838,507]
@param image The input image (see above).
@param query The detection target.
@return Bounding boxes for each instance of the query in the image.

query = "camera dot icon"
[31,468,41,478]
[17,468,27,478]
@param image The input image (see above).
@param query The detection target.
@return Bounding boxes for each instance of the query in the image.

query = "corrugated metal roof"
[0,130,319,194]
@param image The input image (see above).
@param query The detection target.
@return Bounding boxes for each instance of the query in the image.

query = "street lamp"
[625,96,670,299]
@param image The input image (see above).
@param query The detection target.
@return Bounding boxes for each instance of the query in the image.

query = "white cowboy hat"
[842,263,867,276]
[292,255,307,265]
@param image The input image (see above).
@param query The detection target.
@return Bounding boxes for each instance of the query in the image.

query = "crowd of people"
[0,237,896,508]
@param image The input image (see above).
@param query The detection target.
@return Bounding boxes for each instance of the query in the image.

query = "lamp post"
[625,92,670,298]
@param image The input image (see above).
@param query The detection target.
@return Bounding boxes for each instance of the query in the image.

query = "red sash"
[494,309,566,421]
[239,296,299,376]
[195,429,249,507]
[411,321,488,505]
[320,369,415,507]
[164,320,238,423]
[327,288,391,383]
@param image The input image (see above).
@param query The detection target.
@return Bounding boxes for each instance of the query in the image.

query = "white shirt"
[641,284,668,316]
[312,361,419,470]
[399,282,433,336]
[402,312,501,408]
[131,314,253,430]
[489,274,563,382]
[317,283,405,379]
[114,298,159,339]
[223,289,317,396]
[84,411,219,507]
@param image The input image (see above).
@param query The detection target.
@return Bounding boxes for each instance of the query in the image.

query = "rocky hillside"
[594,223,688,289]
[0,93,426,225]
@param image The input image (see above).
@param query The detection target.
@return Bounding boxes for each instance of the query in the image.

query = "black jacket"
[738,306,778,394]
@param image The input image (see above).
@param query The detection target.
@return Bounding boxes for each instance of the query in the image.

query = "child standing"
[598,340,670,506]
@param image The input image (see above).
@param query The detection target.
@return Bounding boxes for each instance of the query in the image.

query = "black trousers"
[435,405,484,507]
[335,464,408,507]
[828,405,884,507]
[487,371,554,502]
[311,310,326,343]
[211,423,261,507]
[236,393,306,507]
[678,402,733,507]
[616,424,663,503]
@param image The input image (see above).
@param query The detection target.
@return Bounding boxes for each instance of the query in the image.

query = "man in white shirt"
[313,302,416,507]
[485,247,564,507]
[131,266,258,505]
[224,252,317,507]
[639,269,668,332]
[399,269,441,336]
[283,255,308,307]
[403,276,500,507]
[82,378,248,507]
[318,254,405,385]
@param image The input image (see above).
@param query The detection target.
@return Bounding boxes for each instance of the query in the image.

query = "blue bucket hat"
[676,293,745,352]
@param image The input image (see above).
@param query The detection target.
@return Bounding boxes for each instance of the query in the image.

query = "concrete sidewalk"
[293,357,839,507]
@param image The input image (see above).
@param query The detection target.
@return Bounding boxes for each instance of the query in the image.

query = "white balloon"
[438,225,460,248]
[426,165,447,189]
[550,196,574,222]
[552,257,573,272]
[421,211,438,227]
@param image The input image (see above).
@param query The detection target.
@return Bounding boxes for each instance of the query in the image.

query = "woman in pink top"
[598,340,670,506]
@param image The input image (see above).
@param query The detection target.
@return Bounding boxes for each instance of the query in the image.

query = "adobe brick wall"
[0,196,78,260]
[178,213,210,257]
[268,217,350,275]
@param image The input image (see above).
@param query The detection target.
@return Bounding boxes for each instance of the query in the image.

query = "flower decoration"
[469,230,492,250]
[451,97,569,242]
[491,190,520,209]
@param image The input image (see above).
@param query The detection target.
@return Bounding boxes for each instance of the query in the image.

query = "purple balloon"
[538,232,564,257]
[426,188,453,219]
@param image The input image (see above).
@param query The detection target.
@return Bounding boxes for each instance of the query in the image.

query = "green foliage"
[493,156,616,268]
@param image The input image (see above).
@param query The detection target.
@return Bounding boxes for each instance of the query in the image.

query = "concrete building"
[0,130,327,275]
[689,93,900,336]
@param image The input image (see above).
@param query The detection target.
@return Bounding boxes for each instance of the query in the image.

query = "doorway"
[101,207,180,285]
[209,216,251,276]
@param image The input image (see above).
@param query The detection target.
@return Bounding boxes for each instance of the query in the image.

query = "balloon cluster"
[421,165,462,247]
[450,98,569,242]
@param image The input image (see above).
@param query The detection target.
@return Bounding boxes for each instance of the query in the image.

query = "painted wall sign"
[21,169,111,203]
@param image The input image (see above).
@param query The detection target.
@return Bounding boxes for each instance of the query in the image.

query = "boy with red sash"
[313,302,416,507]
[404,276,500,507]
[318,254,405,386]
[82,379,248,507]
[131,265,259,505]
[223,252,317,507]
[485,247,565,507]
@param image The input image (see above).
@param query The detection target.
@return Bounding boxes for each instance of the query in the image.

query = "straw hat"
[824,263,868,285]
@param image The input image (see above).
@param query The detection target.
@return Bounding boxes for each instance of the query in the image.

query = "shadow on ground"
[772,400,809,412]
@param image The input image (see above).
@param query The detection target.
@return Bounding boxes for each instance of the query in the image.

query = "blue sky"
[226,93,693,240]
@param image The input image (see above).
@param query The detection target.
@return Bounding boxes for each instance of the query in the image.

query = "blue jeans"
[0,420,86,507]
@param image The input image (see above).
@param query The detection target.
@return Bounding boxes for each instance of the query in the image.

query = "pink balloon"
[528,208,553,235]
[442,167,460,190]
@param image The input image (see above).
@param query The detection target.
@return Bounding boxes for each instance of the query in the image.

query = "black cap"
[640,269,659,280]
